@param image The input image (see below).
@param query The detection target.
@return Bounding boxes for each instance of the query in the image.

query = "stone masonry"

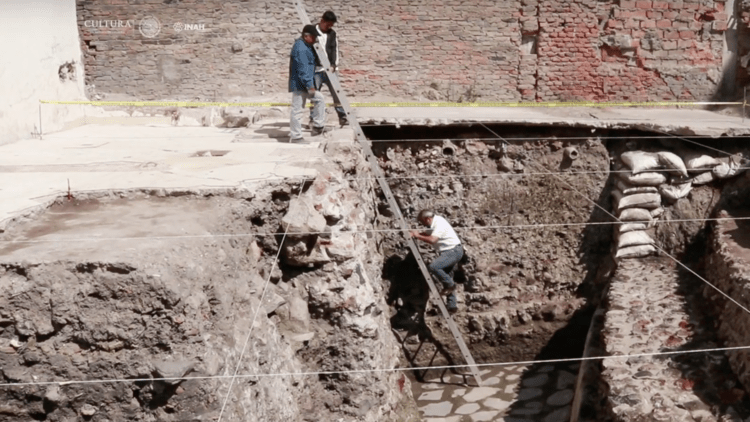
[706,210,750,396]
[76,0,734,102]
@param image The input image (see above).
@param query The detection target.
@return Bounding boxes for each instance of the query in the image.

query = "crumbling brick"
[76,0,727,103]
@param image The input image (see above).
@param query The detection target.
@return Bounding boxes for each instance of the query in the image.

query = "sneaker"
[310,126,331,136]
[289,137,311,144]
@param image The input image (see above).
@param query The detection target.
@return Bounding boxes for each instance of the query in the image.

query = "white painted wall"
[0,0,86,144]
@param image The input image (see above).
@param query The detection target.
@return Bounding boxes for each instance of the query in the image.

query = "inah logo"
[173,22,205,32]
[139,16,161,38]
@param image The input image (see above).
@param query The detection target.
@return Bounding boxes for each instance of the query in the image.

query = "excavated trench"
[1,125,750,421]
[364,123,627,363]
[363,123,750,421]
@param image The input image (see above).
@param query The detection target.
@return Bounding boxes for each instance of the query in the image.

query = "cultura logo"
[83,20,134,28]
[139,16,161,38]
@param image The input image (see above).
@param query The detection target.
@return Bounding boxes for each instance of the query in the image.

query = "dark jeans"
[428,244,463,309]
[312,71,346,120]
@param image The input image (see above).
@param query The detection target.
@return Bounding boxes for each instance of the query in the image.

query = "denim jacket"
[288,38,316,92]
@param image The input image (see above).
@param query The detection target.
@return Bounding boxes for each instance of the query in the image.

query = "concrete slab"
[354,107,750,137]
[3,105,749,233]
[0,120,332,231]
[0,197,222,263]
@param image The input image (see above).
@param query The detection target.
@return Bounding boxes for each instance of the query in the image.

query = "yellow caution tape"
[40,100,743,108]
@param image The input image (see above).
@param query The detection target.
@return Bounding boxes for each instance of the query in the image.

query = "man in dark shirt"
[310,11,348,127]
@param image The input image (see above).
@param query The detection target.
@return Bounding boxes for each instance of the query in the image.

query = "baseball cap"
[302,24,318,37]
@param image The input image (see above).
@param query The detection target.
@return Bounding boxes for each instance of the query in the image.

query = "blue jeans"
[428,244,463,309]
[312,71,346,120]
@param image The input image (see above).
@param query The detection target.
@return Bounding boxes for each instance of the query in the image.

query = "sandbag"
[712,154,746,179]
[616,179,658,195]
[659,180,692,201]
[618,230,654,248]
[619,208,652,222]
[619,223,648,233]
[691,171,715,186]
[620,171,667,186]
[616,193,661,211]
[657,151,688,178]
[615,244,656,260]
[684,152,721,173]
[611,189,623,209]
[621,151,660,174]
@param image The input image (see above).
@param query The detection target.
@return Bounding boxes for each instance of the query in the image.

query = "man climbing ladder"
[295,0,482,387]
[410,210,463,313]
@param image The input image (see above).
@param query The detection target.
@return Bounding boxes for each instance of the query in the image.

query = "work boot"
[338,116,349,127]
[311,126,331,136]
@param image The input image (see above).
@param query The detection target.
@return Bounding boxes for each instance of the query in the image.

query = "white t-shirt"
[428,215,461,252]
[314,24,339,73]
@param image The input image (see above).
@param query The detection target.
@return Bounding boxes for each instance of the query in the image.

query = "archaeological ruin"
[4,0,750,421]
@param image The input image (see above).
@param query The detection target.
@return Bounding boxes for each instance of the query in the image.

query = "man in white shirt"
[310,11,348,127]
[410,209,463,312]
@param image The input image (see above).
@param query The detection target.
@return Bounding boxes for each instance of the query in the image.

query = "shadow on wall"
[713,0,744,102]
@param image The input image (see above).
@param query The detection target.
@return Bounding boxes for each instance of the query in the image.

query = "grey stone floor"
[411,361,579,421]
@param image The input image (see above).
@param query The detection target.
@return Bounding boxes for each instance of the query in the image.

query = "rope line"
[1,343,748,389]
[541,143,750,317]
[21,134,750,142]
[40,99,744,108]
[216,175,310,419]
[3,166,744,179]
[2,216,749,244]
[652,128,740,158]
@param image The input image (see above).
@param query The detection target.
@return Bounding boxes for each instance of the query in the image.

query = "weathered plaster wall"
[0,0,86,144]
[76,0,732,102]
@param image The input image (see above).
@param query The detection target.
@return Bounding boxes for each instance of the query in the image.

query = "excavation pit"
[3,121,750,421]
[365,122,750,421]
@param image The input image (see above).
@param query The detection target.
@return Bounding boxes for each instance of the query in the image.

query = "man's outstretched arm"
[410,230,438,244]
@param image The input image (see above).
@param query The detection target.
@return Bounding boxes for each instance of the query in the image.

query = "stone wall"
[705,211,750,395]
[1,0,86,144]
[75,0,734,102]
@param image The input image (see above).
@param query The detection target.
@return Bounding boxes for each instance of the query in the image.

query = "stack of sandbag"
[684,152,746,185]
[613,151,688,260]
[614,149,746,261]
[613,151,663,260]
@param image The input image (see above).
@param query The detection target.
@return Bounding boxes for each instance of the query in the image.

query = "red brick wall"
[76,0,732,102]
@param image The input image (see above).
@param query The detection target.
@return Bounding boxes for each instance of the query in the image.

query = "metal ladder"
[295,1,483,386]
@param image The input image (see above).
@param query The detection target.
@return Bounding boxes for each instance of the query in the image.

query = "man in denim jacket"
[288,24,329,143]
